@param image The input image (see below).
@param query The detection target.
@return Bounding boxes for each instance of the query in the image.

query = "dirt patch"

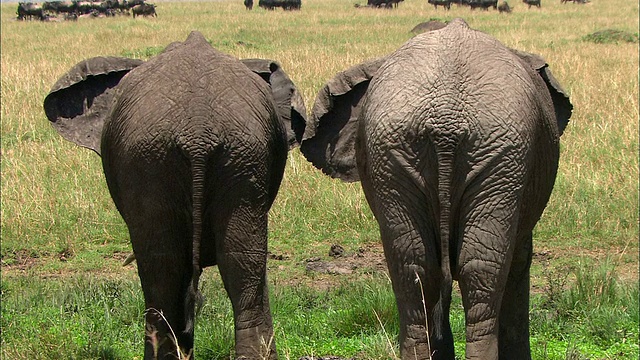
[1,250,140,280]
[265,243,388,291]
[410,19,448,35]
[304,244,387,276]
[1,249,40,272]
[279,242,638,293]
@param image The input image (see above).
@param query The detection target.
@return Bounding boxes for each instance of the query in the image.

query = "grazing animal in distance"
[468,0,498,10]
[428,0,451,10]
[355,0,403,8]
[16,2,45,20]
[131,2,156,17]
[258,0,301,10]
[498,0,512,12]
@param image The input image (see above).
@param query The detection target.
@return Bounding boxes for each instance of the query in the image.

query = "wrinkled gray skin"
[44,31,306,360]
[296,19,572,360]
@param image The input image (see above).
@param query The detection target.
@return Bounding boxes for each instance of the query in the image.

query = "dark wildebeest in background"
[131,2,156,17]
[428,0,451,10]
[258,0,301,10]
[355,0,403,8]
[468,0,498,10]
[16,2,45,20]
[498,0,512,12]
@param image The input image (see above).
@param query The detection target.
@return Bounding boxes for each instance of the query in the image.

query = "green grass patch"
[531,260,639,359]
[583,29,639,44]
[2,270,637,359]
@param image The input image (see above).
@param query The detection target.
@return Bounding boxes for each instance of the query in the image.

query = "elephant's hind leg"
[106,158,197,360]
[136,242,196,359]
[126,209,197,360]
[457,191,523,360]
[497,232,532,360]
[363,179,455,360]
[211,183,277,359]
[380,213,455,360]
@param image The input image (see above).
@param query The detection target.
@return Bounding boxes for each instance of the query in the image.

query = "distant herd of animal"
[244,0,302,10]
[16,0,156,21]
[15,0,590,21]
[359,0,588,10]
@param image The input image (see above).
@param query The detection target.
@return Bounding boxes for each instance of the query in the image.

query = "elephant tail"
[185,154,206,334]
[432,133,460,341]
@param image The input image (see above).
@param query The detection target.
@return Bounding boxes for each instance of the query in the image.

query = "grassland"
[1,0,638,358]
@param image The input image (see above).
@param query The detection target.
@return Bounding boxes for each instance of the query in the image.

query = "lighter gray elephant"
[43,31,306,359]
[295,19,572,360]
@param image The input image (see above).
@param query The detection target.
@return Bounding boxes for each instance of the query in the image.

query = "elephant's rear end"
[294,18,571,360]
[357,19,569,360]
[101,31,287,263]
[100,32,286,359]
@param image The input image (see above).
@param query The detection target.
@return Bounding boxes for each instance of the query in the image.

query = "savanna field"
[1,0,638,358]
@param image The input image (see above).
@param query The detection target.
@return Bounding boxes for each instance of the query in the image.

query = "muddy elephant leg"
[213,199,276,359]
[362,170,454,360]
[498,232,532,359]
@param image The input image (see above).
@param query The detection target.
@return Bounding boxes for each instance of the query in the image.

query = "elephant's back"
[364,18,541,143]
[104,38,283,163]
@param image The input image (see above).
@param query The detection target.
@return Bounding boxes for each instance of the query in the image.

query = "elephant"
[43,31,306,359]
[410,20,448,35]
[295,19,572,360]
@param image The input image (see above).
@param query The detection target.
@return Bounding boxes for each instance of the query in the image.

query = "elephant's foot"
[401,324,455,360]
[400,325,431,360]
[144,322,194,360]
[235,326,277,360]
[465,334,498,360]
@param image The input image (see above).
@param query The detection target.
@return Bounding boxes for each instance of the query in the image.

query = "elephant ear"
[511,49,573,136]
[241,59,307,149]
[43,56,144,155]
[299,56,388,182]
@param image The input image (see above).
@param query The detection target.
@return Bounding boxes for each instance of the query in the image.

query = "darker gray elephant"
[295,19,572,360]
[43,31,306,359]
